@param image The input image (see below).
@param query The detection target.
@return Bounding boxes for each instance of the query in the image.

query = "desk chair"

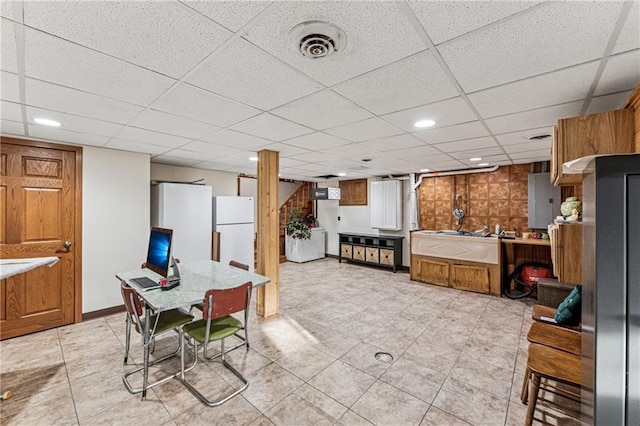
[120,281,194,399]
[180,281,252,406]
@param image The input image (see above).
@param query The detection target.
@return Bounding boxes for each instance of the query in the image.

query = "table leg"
[142,305,150,400]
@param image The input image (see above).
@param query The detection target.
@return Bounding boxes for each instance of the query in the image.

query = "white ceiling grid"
[0,0,638,181]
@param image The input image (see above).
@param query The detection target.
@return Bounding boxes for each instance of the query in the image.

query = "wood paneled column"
[256,149,279,317]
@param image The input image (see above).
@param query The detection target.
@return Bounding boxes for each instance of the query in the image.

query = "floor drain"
[374,352,394,363]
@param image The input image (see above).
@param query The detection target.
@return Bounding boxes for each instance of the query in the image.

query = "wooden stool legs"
[525,374,542,426]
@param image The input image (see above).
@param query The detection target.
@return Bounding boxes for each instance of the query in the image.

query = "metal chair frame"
[179,282,252,407]
[120,281,194,399]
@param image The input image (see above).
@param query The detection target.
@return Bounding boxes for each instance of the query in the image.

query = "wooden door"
[1,138,82,340]
[451,263,490,294]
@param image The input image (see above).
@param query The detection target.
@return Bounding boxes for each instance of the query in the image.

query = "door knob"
[63,241,72,249]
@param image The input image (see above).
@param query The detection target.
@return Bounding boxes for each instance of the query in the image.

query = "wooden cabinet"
[339,179,367,206]
[370,180,402,230]
[550,223,582,284]
[551,109,634,185]
[411,254,499,295]
[338,233,403,272]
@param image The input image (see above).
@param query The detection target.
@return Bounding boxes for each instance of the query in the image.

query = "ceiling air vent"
[527,134,552,141]
[289,21,346,59]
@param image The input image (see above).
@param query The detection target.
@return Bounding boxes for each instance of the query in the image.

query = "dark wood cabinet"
[339,179,367,206]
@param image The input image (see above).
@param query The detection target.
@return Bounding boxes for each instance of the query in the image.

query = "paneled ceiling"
[1,1,638,180]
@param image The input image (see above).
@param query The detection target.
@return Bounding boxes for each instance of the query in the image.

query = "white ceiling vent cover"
[289,21,347,59]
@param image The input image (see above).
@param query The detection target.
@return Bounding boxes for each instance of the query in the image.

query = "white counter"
[411,230,500,264]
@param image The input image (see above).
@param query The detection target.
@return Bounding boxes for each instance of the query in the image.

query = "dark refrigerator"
[581,154,639,424]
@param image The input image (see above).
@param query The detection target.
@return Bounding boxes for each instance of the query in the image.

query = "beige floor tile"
[379,357,445,404]
[334,410,375,426]
[248,415,276,426]
[308,360,376,407]
[402,340,460,376]
[265,383,347,426]
[0,388,77,425]
[275,346,335,381]
[432,377,509,425]
[81,392,172,425]
[420,407,471,425]
[0,380,73,421]
[241,363,304,413]
[448,355,513,399]
[339,341,393,378]
[0,361,68,398]
[351,380,429,426]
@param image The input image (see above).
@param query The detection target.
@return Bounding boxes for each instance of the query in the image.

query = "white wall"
[150,163,237,196]
[317,178,412,266]
[82,147,150,312]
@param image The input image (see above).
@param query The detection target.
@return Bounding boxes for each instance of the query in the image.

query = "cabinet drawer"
[341,244,352,259]
[379,249,394,265]
[366,247,379,263]
[353,245,365,261]
[451,264,490,294]
[418,258,449,287]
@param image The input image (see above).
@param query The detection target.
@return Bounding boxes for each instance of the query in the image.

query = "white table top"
[116,259,270,312]
[0,257,59,280]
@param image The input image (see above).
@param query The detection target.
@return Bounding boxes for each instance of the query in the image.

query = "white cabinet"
[371,180,402,230]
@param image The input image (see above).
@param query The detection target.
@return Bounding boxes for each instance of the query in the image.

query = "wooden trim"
[82,304,126,321]
[0,136,84,324]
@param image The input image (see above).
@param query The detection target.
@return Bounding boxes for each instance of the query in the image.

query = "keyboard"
[130,276,161,290]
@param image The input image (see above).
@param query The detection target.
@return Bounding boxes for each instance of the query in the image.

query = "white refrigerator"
[212,196,255,272]
[151,183,212,262]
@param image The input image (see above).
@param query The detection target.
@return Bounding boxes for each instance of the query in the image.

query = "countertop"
[501,237,550,246]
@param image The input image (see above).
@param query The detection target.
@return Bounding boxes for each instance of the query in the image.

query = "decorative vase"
[561,197,582,217]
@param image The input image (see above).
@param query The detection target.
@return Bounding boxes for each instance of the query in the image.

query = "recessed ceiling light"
[33,117,61,127]
[337,172,346,177]
[469,157,482,162]
[478,163,490,167]
[420,168,430,172]
[249,156,258,162]
[414,119,436,128]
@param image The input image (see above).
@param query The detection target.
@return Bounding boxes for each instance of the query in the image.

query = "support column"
[256,149,279,317]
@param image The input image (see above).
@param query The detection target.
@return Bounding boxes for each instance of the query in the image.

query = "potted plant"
[285,209,324,262]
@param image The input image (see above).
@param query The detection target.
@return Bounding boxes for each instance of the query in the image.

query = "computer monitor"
[145,227,173,277]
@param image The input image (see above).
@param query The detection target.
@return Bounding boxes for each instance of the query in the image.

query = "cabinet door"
[341,244,353,259]
[379,249,394,266]
[339,179,367,206]
[558,224,582,284]
[416,257,449,287]
[451,264,490,294]
[370,181,385,228]
[353,245,365,261]
[371,180,402,230]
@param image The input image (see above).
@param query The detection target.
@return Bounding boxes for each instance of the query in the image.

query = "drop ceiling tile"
[151,155,200,167]
[244,2,425,86]
[25,78,144,123]
[1,18,17,72]
[450,147,505,160]
[280,157,310,169]
[495,127,553,146]
[413,121,488,145]
[288,151,341,164]
[1,100,22,121]
[587,91,633,115]
[405,153,453,164]
[183,1,272,32]
[484,101,583,135]
[187,38,322,110]
[594,50,640,96]
[283,132,351,150]
[181,141,245,157]
[27,124,109,147]
[26,106,123,137]
[357,133,424,152]
[325,117,403,142]
[105,139,168,156]
[115,127,192,149]
[460,155,510,168]
[386,144,442,159]
[438,1,623,92]
[509,149,551,160]
[1,2,13,19]
[259,142,311,158]
[1,71,19,102]
[318,142,384,159]
[1,120,24,135]
[613,1,639,54]
[422,160,467,171]
[434,136,497,153]
[333,50,459,115]
[23,1,232,78]
[468,61,598,118]
[408,1,542,45]
[231,113,313,142]
[129,109,221,140]
[192,160,236,172]
[161,149,216,161]
[200,129,272,150]
[24,28,176,106]
[381,97,477,132]
[271,90,373,130]
[502,140,551,154]
[153,83,260,127]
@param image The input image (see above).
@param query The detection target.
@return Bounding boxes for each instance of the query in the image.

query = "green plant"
[285,209,311,240]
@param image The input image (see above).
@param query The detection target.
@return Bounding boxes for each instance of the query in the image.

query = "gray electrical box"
[528,173,561,228]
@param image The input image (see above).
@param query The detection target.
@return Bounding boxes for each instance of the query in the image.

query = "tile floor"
[0,258,584,425]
